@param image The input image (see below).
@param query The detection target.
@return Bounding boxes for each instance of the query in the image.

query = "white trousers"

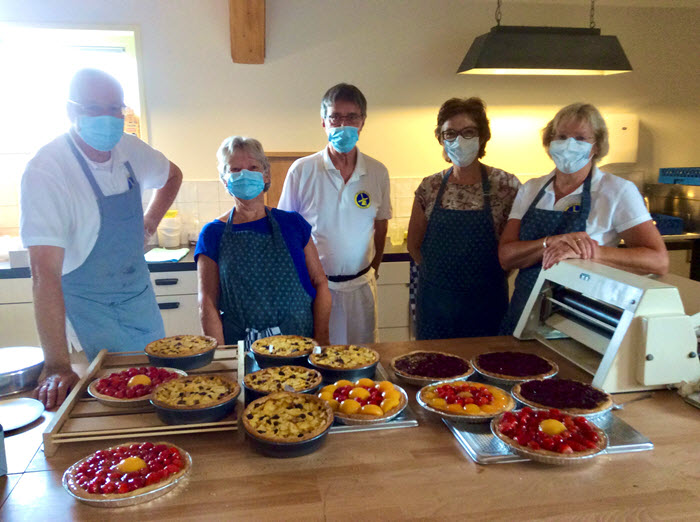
[328,277,378,345]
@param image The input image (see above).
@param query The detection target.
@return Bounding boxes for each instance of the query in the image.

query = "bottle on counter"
[157,210,182,248]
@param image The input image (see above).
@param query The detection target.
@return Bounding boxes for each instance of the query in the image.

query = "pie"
[419,381,514,417]
[244,366,322,394]
[391,351,473,383]
[89,367,183,401]
[251,335,317,358]
[151,375,240,409]
[309,345,379,370]
[63,441,190,500]
[492,408,607,460]
[145,335,218,357]
[512,379,613,415]
[317,378,406,420]
[243,392,334,442]
[472,352,558,382]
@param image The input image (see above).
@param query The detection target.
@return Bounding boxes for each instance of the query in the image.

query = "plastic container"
[157,209,181,248]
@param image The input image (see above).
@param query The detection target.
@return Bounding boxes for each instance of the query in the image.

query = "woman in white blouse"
[498,102,668,334]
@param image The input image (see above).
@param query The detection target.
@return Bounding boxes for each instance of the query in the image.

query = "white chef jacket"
[508,166,651,247]
[278,146,392,290]
[20,132,170,274]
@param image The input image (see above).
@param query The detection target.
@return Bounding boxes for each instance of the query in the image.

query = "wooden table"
[2,337,700,520]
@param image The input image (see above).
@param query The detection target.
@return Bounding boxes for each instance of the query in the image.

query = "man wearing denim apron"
[20,69,183,409]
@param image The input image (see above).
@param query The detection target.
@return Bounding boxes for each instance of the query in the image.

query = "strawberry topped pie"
[89,367,183,402]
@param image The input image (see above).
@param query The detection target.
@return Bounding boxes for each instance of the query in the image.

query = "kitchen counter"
[2,337,699,520]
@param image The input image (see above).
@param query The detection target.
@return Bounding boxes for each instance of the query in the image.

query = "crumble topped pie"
[473,352,558,382]
[244,366,322,394]
[145,335,217,357]
[152,375,240,409]
[243,392,333,442]
[309,345,379,369]
[512,379,613,415]
[251,335,317,357]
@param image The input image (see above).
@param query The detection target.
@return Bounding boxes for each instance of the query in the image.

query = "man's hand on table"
[34,368,80,410]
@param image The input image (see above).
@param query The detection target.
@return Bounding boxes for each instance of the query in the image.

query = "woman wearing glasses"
[407,97,520,339]
[195,136,331,346]
[498,103,668,334]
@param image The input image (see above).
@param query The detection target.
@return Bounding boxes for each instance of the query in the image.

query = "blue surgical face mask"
[77,115,124,152]
[328,126,359,153]
[549,138,593,174]
[443,136,479,167]
[225,169,266,200]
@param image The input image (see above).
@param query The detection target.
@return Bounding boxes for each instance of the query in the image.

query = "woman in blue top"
[196,136,331,345]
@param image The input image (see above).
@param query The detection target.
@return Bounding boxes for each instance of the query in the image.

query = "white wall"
[2,0,699,183]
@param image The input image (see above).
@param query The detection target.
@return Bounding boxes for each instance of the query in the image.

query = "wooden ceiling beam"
[229,0,265,64]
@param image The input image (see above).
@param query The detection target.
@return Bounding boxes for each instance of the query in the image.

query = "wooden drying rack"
[42,345,244,457]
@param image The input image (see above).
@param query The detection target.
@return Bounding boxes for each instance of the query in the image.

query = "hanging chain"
[589,0,596,28]
[495,0,502,26]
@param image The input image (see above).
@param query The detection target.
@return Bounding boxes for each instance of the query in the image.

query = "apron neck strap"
[65,133,105,199]
[435,164,492,213]
[530,168,594,214]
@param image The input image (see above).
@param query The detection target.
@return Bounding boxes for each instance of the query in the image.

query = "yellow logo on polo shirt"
[355,191,371,208]
[564,203,581,213]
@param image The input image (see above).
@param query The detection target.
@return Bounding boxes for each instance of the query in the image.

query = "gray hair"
[542,103,609,162]
[69,68,123,103]
[216,136,270,183]
[320,83,367,119]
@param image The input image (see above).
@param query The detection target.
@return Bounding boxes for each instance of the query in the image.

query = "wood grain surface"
[2,337,699,520]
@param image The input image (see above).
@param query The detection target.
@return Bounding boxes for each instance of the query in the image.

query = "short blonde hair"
[542,103,609,162]
[216,136,270,182]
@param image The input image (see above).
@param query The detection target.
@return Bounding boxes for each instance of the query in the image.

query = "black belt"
[327,265,371,283]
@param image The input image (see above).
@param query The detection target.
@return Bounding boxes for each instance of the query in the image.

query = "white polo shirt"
[278,146,392,288]
[508,166,651,247]
[20,132,170,274]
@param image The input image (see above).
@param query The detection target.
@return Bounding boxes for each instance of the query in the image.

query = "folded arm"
[143,161,183,239]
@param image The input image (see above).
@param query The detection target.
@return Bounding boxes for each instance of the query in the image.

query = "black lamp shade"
[458,26,632,75]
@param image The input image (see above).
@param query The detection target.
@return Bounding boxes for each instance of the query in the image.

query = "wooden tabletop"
[2,337,700,520]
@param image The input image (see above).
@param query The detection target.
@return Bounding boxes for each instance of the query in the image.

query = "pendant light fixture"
[457,0,632,75]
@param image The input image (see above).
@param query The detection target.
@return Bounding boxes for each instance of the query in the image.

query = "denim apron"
[416,166,508,339]
[218,208,314,344]
[62,135,165,361]
[499,172,592,335]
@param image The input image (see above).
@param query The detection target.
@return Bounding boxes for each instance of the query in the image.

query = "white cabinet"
[377,261,411,342]
[0,278,40,346]
[150,271,201,337]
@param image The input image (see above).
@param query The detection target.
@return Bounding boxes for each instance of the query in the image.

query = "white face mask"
[443,136,479,167]
[549,138,593,174]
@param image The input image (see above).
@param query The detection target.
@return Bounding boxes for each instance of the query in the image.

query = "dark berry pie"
[473,352,558,383]
[512,379,613,415]
[391,351,473,384]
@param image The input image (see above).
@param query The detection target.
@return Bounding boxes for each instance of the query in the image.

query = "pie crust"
[151,375,240,410]
[242,392,334,443]
[491,412,608,463]
[391,350,473,384]
[251,335,317,357]
[309,345,379,370]
[512,379,613,415]
[472,351,558,382]
[244,366,322,394]
[145,335,218,357]
[63,442,190,501]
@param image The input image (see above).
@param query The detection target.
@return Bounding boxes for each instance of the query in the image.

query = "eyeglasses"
[554,133,595,142]
[326,113,364,126]
[68,100,127,118]
[441,127,479,142]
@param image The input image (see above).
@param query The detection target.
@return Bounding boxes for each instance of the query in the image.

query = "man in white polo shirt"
[278,83,391,344]
[20,69,182,409]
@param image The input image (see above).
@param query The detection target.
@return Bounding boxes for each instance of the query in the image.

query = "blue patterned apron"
[62,135,164,361]
[416,166,508,339]
[218,208,314,344]
[499,172,592,334]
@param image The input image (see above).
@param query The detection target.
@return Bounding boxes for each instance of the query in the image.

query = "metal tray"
[444,411,653,465]
[244,351,419,433]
